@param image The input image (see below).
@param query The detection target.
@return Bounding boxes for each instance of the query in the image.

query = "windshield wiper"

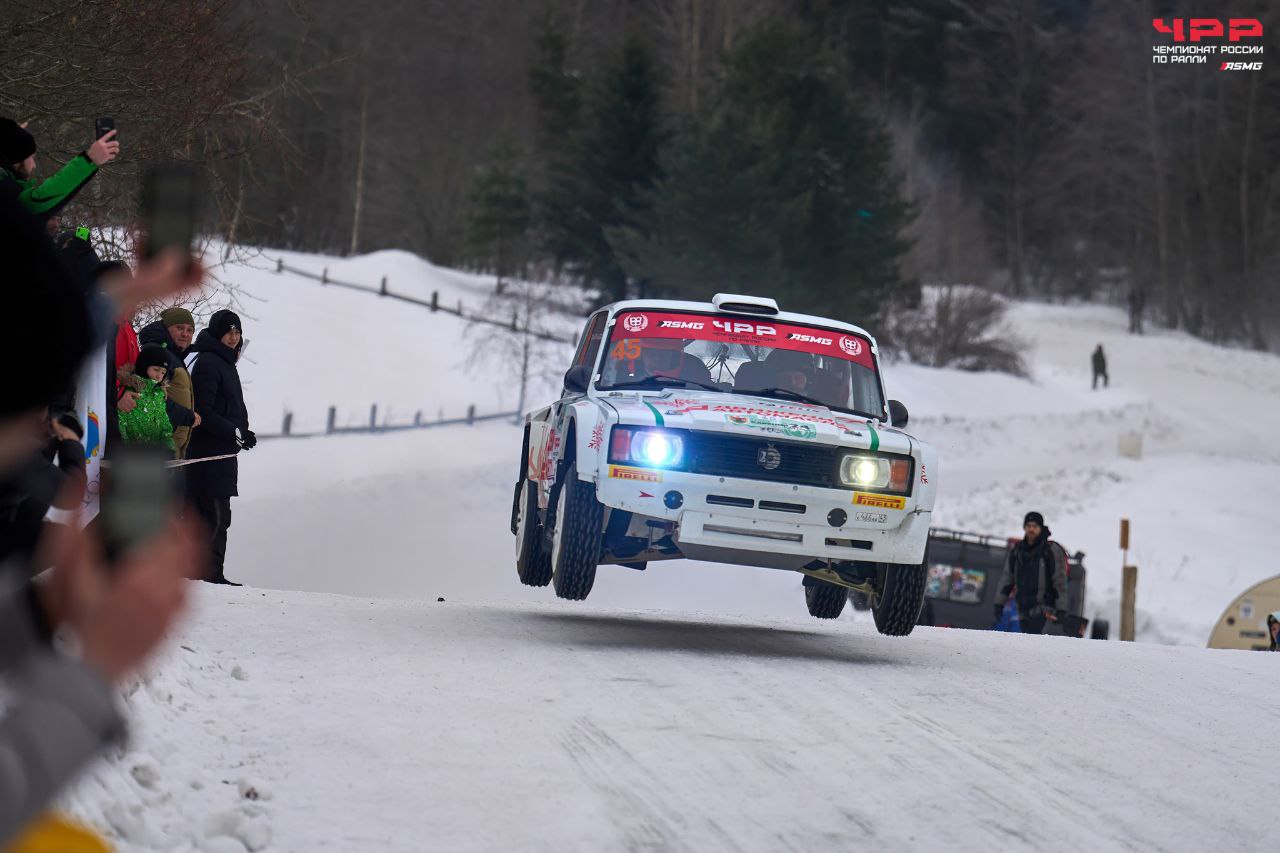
[752,386,832,409]
[601,376,726,394]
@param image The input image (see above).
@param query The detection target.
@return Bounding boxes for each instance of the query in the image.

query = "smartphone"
[140,163,203,261]
[100,445,176,562]
[94,116,115,141]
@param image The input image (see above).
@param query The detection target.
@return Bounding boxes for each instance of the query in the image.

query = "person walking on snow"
[994,511,1068,635]
[184,310,255,585]
[1091,344,1108,390]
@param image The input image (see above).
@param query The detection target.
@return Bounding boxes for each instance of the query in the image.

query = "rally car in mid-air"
[511,294,939,636]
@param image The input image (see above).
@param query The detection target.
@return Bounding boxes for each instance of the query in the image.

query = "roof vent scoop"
[711,293,779,316]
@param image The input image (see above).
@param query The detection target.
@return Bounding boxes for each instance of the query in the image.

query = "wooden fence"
[258,404,521,440]
[267,257,576,345]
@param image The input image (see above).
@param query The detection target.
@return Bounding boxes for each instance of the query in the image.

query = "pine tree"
[616,21,911,323]
[465,139,532,291]
[540,34,666,304]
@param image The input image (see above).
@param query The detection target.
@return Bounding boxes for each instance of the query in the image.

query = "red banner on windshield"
[612,311,875,369]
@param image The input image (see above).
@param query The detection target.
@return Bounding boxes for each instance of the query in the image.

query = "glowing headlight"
[632,431,683,467]
[839,454,912,493]
[609,427,685,468]
[842,456,890,488]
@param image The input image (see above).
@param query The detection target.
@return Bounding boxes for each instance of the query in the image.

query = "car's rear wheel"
[804,579,848,619]
[871,560,928,637]
[550,461,602,601]
[514,478,552,586]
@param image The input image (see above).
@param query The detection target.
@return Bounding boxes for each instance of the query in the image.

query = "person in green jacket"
[117,345,176,451]
[0,117,119,221]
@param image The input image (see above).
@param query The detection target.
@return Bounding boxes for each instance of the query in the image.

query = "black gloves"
[235,428,257,450]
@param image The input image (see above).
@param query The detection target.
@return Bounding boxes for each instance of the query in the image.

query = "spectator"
[116,346,176,451]
[0,117,119,222]
[1268,613,1278,652]
[993,511,1068,635]
[184,310,255,585]
[139,307,199,457]
[0,409,87,566]
[1091,344,1108,390]
[0,188,198,847]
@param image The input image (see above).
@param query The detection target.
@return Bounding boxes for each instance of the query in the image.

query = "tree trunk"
[350,84,369,257]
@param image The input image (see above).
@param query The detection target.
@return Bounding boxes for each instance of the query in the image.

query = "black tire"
[872,561,928,637]
[805,580,848,619]
[550,461,603,600]
[1090,618,1110,640]
[514,478,552,586]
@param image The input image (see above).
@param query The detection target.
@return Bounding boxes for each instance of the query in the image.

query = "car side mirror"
[888,399,909,428]
[564,365,591,395]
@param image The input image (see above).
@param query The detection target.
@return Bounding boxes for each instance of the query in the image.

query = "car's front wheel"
[550,461,603,601]
[803,578,848,619]
[871,560,928,637]
[514,478,552,586]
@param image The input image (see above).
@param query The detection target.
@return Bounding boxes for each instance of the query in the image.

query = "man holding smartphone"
[0,117,120,222]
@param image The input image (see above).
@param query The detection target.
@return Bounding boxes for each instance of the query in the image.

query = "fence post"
[370,404,378,431]
[276,258,283,273]
[282,412,293,437]
[431,291,438,312]
[467,404,476,425]
[326,406,336,434]
[1121,565,1138,642]
[457,299,463,315]
[414,410,422,427]
[512,312,519,331]
[380,275,388,296]
[321,267,328,285]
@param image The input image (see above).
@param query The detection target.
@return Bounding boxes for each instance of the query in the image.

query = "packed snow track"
[70,588,1279,852]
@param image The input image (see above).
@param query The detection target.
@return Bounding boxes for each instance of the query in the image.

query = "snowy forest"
[2,0,1278,347]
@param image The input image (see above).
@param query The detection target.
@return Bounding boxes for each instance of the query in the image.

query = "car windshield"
[595,310,885,418]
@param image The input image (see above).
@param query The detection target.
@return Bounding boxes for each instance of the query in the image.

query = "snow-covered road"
[69,588,1280,852]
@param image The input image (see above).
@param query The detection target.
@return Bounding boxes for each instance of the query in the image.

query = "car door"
[530,311,608,504]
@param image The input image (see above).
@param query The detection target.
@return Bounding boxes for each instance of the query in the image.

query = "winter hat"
[207,309,242,341]
[55,410,85,440]
[135,345,174,380]
[1023,511,1045,527]
[161,306,195,328]
[0,117,36,164]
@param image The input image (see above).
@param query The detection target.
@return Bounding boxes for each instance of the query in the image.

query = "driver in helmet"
[637,337,688,379]
[763,348,812,394]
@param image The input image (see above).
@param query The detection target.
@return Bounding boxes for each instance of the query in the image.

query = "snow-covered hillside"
[54,247,1280,851]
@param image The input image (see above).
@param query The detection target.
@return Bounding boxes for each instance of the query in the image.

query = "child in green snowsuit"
[118,345,176,452]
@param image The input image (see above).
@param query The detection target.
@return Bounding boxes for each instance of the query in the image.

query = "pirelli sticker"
[609,465,662,483]
[852,492,906,511]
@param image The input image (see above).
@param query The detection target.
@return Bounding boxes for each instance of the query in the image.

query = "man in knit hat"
[139,306,199,457]
[993,511,1069,635]
[184,309,255,584]
[0,117,120,221]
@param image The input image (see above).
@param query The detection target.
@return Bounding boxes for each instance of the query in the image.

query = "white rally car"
[511,294,938,636]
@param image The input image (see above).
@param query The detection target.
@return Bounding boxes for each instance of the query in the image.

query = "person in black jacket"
[184,310,255,585]
[993,511,1068,634]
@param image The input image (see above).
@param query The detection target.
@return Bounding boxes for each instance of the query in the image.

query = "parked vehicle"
[887,527,1109,638]
[511,293,939,635]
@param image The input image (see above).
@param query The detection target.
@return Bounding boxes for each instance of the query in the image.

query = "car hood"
[596,389,912,455]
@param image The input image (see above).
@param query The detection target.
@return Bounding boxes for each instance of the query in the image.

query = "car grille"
[686,434,841,489]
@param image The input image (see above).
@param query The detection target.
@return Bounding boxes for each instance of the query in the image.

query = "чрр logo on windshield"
[622,314,649,332]
[838,336,862,357]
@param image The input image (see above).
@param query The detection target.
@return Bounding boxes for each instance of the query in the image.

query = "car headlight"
[609,427,684,468]
[839,453,912,494]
